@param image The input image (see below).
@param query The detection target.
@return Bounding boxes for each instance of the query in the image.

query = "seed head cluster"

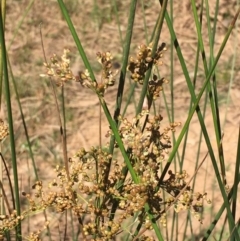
[0,48,211,240]
[127,42,168,99]
[118,110,176,168]
[1,112,207,240]
[160,170,211,224]
[78,51,118,96]
[43,48,76,86]
[0,211,24,234]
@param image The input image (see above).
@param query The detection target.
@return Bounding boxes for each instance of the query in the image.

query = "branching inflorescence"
[0,44,210,240]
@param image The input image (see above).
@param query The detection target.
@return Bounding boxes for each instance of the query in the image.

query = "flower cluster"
[0,113,210,240]
[78,51,118,96]
[118,110,180,169]
[43,48,76,86]
[7,45,212,240]
[25,223,49,241]
[160,170,211,224]
[148,74,167,100]
[19,143,165,240]
[0,211,24,234]
[127,42,168,99]
[96,51,117,88]
[0,119,9,142]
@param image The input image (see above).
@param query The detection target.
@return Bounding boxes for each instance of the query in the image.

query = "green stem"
[0,6,22,240]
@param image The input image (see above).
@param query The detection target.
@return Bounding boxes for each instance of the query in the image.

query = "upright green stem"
[0,6,22,240]
[108,0,137,155]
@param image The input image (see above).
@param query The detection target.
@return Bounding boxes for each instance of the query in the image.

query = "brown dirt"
[2,0,240,240]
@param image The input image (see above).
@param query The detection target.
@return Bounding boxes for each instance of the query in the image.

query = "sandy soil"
[2,0,240,240]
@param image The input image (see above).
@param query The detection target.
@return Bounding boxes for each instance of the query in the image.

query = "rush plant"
[0,0,239,241]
